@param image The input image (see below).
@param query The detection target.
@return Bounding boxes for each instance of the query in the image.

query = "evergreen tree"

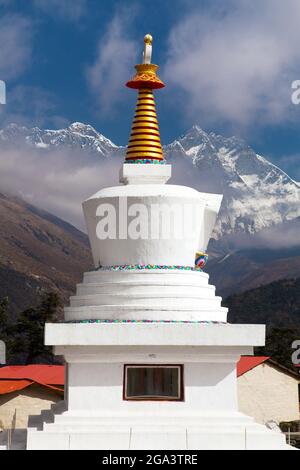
[7,292,61,364]
[0,297,9,333]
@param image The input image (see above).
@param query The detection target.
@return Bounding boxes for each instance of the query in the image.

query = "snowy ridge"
[164,126,300,238]
[0,122,299,239]
[0,122,118,158]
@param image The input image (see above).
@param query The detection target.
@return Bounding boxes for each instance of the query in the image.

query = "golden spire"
[125,34,165,162]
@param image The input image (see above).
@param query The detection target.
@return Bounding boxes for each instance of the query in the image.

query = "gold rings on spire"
[126,88,163,161]
[125,35,164,162]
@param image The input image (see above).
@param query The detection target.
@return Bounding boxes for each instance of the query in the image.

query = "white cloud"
[33,0,87,21]
[225,218,300,250]
[0,146,122,231]
[164,0,300,128]
[86,10,138,114]
[0,14,32,81]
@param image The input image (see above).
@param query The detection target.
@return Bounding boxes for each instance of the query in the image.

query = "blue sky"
[0,0,300,181]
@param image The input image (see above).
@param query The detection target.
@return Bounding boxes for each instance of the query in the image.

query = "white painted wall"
[238,362,300,424]
[67,361,238,415]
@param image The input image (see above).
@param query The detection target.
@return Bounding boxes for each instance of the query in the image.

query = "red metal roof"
[0,365,64,385]
[237,356,270,377]
[0,365,64,394]
[0,379,33,394]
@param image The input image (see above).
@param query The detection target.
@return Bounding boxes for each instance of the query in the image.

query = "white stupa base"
[65,269,228,322]
[27,409,291,450]
[26,323,292,450]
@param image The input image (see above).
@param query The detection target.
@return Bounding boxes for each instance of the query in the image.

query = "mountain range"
[0,122,117,158]
[0,122,299,309]
[1,122,299,239]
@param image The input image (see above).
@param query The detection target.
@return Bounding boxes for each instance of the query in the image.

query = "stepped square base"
[65,269,229,322]
[27,412,291,450]
[26,322,292,449]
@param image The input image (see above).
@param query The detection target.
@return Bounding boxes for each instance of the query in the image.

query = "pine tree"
[8,292,61,364]
[0,297,9,334]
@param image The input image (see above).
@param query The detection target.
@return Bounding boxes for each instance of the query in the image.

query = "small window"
[123,365,183,401]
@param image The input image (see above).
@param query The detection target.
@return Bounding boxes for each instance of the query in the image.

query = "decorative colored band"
[96,264,202,272]
[125,159,166,164]
[195,252,208,269]
[65,319,227,324]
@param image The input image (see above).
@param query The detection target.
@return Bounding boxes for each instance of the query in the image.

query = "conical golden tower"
[125,34,165,163]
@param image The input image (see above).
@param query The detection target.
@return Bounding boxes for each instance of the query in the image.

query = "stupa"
[27,35,291,450]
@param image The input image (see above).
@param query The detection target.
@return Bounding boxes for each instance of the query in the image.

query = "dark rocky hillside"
[225,278,300,371]
[0,192,92,316]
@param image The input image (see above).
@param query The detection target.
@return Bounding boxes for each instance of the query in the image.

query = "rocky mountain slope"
[224,277,300,371]
[0,192,92,316]
[225,276,300,328]
[207,222,300,297]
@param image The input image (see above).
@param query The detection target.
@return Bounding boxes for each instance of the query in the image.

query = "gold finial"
[126,34,164,89]
[143,34,153,64]
[125,34,165,163]
[144,34,153,45]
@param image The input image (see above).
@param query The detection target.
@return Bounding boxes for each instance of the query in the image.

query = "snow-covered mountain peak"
[0,121,118,157]
[177,125,213,151]
[0,122,298,238]
[67,122,117,147]
[165,127,300,237]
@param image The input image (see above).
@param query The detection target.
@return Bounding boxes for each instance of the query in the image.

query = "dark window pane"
[125,366,182,400]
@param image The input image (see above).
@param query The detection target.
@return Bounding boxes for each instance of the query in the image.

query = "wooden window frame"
[123,364,184,402]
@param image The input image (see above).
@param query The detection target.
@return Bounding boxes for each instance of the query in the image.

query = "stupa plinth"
[27,35,291,450]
